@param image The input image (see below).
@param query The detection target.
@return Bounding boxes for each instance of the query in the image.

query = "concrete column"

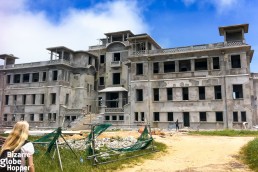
[50,52,53,61]
[61,50,64,59]
[122,34,125,41]
[191,59,195,71]
[175,61,179,72]
[110,35,113,42]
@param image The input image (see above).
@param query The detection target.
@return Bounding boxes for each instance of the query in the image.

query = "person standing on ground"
[0,121,35,172]
[175,119,179,131]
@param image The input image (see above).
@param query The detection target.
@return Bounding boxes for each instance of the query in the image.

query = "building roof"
[219,24,249,36]
[0,54,19,60]
[104,30,134,36]
[99,87,128,92]
[127,34,161,49]
[46,46,74,52]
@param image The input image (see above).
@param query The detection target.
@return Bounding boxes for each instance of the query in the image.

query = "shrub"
[241,138,258,171]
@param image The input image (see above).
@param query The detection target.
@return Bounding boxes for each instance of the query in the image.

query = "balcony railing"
[130,41,246,57]
[88,45,106,50]
[105,108,124,113]
[110,61,121,67]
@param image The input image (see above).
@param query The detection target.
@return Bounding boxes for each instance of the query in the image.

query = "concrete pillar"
[191,59,195,71]
[61,50,64,59]
[110,35,113,43]
[50,52,53,61]
[175,61,179,72]
[122,34,125,41]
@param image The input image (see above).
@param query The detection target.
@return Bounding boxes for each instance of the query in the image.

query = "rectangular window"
[199,87,205,100]
[14,74,21,83]
[3,114,8,121]
[39,114,44,121]
[182,87,189,100]
[112,115,117,121]
[65,94,69,105]
[20,114,25,121]
[98,97,102,106]
[231,55,241,68]
[105,116,110,121]
[100,55,105,63]
[32,94,36,104]
[99,77,104,86]
[167,112,173,121]
[200,112,207,121]
[233,112,238,122]
[42,72,47,81]
[153,88,159,101]
[12,114,15,121]
[71,116,76,121]
[141,112,145,121]
[53,113,56,121]
[179,60,191,72]
[241,112,246,122]
[7,75,11,84]
[216,112,223,122]
[167,88,173,100]
[214,86,222,99]
[136,63,143,75]
[195,58,207,71]
[153,112,160,121]
[13,95,17,104]
[53,70,58,81]
[136,89,143,101]
[23,73,30,83]
[51,93,56,104]
[113,53,120,61]
[233,85,243,99]
[41,94,45,104]
[5,95,9,105]
[32,73,39,82]
[119,115,124,121]
[213,57,220,69]
[135,112,138,121]
[48,113,51,121]
[88,56,92,65]
[153,62,159,73]
[113,73,120,85]
[22,95,26,105]
[164,61,175,73]
[89,105,91,112]
[30,114,34,121]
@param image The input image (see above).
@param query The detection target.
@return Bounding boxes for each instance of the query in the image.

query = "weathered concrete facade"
[0,24,257,129]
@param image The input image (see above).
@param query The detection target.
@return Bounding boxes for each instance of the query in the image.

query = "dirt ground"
[120,132,254,172]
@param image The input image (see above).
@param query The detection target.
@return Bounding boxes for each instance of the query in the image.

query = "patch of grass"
[189,130,258,137]
[33,141,166,172]
[240,138,258,171]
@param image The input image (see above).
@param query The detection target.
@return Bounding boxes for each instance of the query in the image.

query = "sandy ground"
[120,132,254,172]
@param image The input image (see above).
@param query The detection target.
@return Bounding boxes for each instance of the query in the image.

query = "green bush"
[241,138,258,171]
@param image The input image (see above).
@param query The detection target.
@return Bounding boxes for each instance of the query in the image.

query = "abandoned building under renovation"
[0,24,257,129]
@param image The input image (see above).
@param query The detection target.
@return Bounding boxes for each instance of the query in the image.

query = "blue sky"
[0,0,257,72]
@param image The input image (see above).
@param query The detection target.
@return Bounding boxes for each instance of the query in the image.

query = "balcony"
[110,61,121,68]
[105,108,124,113]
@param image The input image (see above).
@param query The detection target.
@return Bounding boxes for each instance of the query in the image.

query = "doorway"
[183,112,190,127]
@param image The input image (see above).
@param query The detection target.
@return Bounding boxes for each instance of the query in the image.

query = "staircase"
[69,113,99,130]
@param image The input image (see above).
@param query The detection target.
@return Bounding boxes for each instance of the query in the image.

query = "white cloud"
[0,0,148,64]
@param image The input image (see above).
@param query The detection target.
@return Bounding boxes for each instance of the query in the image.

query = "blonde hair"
[1,121,29,154]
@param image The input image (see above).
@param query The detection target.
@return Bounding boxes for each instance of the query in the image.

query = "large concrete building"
[0,24,257,129]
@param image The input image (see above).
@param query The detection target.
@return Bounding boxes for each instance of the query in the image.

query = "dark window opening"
[100,55,105,63]
[65,94,69,105]
[39,114,44,121]
[113,73,120,85]
[226,31,242,41]
[214,86,222,99]
[32,94,36,104]
[12,115,15,121]
[71,116,76,121]
[112,115,117,121]
[22,95,26,105]
[119,115,124,121]
[233,85,243,99]
[136,63,143,75]
[141,112,145,121]
[32,73,39,82]
[154,112,160,121]
[182,87,189,100]
[136,89,143,101]
[167,112,173,121]
[7,75,11,84]
[105,116,110,121]
[153,62,159,73]
[199,87,205,100]
[13,95,17,104]
[216,112,223,122]
[89,105,91,112]
[53,70,58,81]
[167,88,173,100]
[164,61,175,73]
[88,56,92,65]
[179,60,191,72]
[200,112,207,121]
[99,77,104,85]
[30,114,34,121]
[195,58,207,71]
[98,97,102,106]
[134,112,138,121]
[241,112,246,122]
[23,74,30,83]
[5,95,9,105]
[14,74,21,83]
[53,113,56,121]
[42,72,46,81]
[51,93,56,104]
[233,112,238,122]
[48,113,51,121]
[153,88,159,101]
[231,55,241,68]
[213,57,220,69]
[41,94,45,104]
[20,114,25,121]
[3,114,8,121]
[113,53,120,61]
